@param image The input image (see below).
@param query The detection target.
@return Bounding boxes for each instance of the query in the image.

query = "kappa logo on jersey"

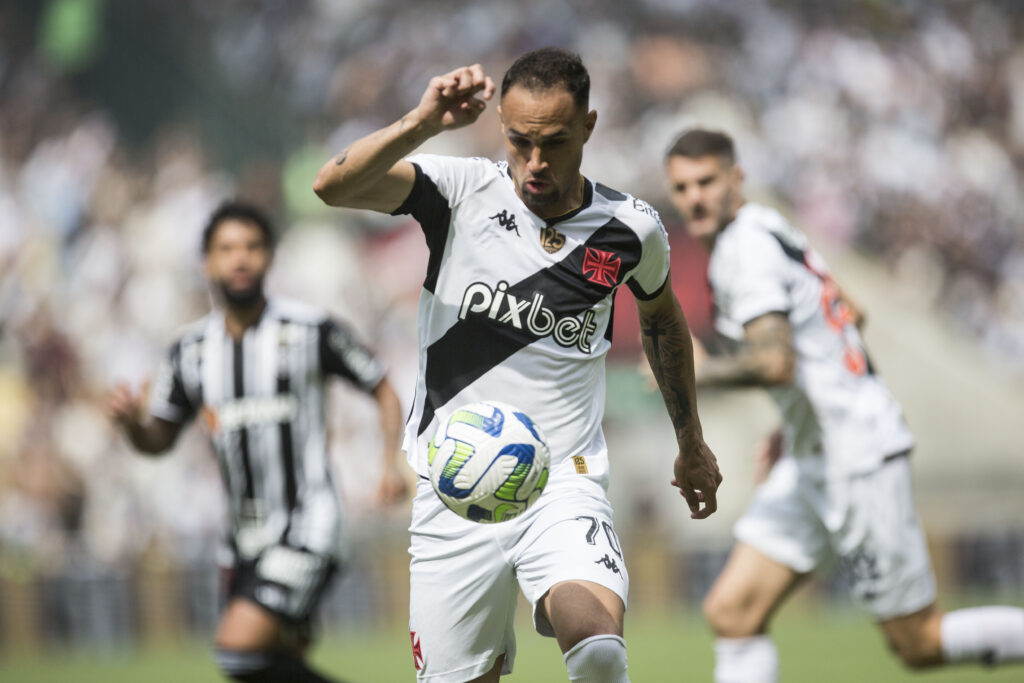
[540,226,566,253]
[489,209,520,236]
[582,248,621,287]
[459,281,599,353]
[410,631,424,671]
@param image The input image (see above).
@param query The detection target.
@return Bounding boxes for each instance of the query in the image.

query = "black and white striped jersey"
[392,154,670,487]
[148,297,386,561]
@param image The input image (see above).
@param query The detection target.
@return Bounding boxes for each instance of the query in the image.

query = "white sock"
[714,635,779,683]
[563,634,629,682]
[941,606,1024,665]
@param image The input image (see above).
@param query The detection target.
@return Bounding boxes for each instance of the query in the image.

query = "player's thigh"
[216,597,285,651]
[409,480,518,681]
[218,547,337,652]
[833,456,936,620]
[514,476,628,644]
[541,580,624,653]
[703,542,807,637]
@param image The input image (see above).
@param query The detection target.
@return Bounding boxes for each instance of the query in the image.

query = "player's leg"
[541,580,627,682]
[214,549,343,683]
[854,457,1024,668]
[514,476,630,682]
[708,455,826,683]
[877,598,1024,669]
[408,479,518,682]
[703,543,805,683]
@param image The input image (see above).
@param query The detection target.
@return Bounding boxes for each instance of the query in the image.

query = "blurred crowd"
[2,0,1024,629]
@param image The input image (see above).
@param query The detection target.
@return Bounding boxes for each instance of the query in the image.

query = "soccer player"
[314,48,722,682]
[664,128,1024,682]
[107,201,408,683]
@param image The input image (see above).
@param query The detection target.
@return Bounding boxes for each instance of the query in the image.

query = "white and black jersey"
[709,203,914,475]
[148,298,386,561]
[392,154,670,486]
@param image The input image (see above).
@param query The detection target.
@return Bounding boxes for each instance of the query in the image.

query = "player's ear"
[732,164,745,185]
[583,109,597,143]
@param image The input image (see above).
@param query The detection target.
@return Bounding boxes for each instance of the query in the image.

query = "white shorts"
[408,472,629,682]
[734,453,936,620]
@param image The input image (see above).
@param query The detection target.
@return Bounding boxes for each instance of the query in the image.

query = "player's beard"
[520,181,560,211]
[216,277,264,309]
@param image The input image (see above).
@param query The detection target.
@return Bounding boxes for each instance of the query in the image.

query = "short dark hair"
[666,129,736,165]
[501,47,590,109]
[201,201,276,254]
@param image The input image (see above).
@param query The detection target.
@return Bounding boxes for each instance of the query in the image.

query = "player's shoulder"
[407,153,502,178]
[592,181,665,235]
[169,313,213,349]
[267,297,330,327]
[719,202,807,254]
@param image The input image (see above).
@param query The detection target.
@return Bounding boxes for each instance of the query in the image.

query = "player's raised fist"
[106,382,146,427]
[415,64,496,132]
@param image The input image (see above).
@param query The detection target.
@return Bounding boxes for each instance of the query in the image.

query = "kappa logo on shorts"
[410,631,424,671]
[595,554,621,575]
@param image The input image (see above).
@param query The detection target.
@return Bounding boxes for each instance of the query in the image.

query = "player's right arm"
[313,64,496,213]
[106,382,183,454]
[693,312,796,387]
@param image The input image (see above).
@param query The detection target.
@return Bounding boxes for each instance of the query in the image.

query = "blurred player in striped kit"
[108,201,408,682]
[664,128,1024,682]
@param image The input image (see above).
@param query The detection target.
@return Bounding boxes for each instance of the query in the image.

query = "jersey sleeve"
[390,154,485,223]
[148,341,197,424]
[318,319,386,392]
[722,227,793,326]
[626,209,671,300]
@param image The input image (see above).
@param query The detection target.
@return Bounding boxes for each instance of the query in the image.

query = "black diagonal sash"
[417,218,642,436]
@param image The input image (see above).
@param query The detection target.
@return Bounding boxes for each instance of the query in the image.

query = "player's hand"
[106,382,146,428]
[376,458,410,506]
[753,429,784,484]
[671,439,722,520]
[414,64,496,133]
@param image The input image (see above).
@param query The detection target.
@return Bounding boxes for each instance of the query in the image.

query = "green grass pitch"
[2,606,1021,682]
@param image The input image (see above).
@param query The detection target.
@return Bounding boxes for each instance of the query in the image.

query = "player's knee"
[214,648,271,681]
[563,634,629,682]
[885,632,943,669]
[703,591,761,638]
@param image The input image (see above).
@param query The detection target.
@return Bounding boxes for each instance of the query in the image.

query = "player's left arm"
[637,275,723,519]
[371,377,409,505]
[694,312,795,388]
[319,319,408,504]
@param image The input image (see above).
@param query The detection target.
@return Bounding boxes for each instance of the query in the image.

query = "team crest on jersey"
[582,248,621,287]
[201,405,221,434]
[540,226,566,253]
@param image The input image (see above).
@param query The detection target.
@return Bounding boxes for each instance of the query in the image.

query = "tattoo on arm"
[640,301,698,443]
[698,313,795,387]
[334,146,350,166]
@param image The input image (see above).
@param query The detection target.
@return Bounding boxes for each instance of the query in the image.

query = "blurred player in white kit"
[664,128,1024,682]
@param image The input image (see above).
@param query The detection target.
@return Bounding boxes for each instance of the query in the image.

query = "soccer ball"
[428,400,550,523]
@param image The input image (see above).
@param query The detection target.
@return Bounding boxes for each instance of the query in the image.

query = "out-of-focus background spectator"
[1,0,1022,661]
